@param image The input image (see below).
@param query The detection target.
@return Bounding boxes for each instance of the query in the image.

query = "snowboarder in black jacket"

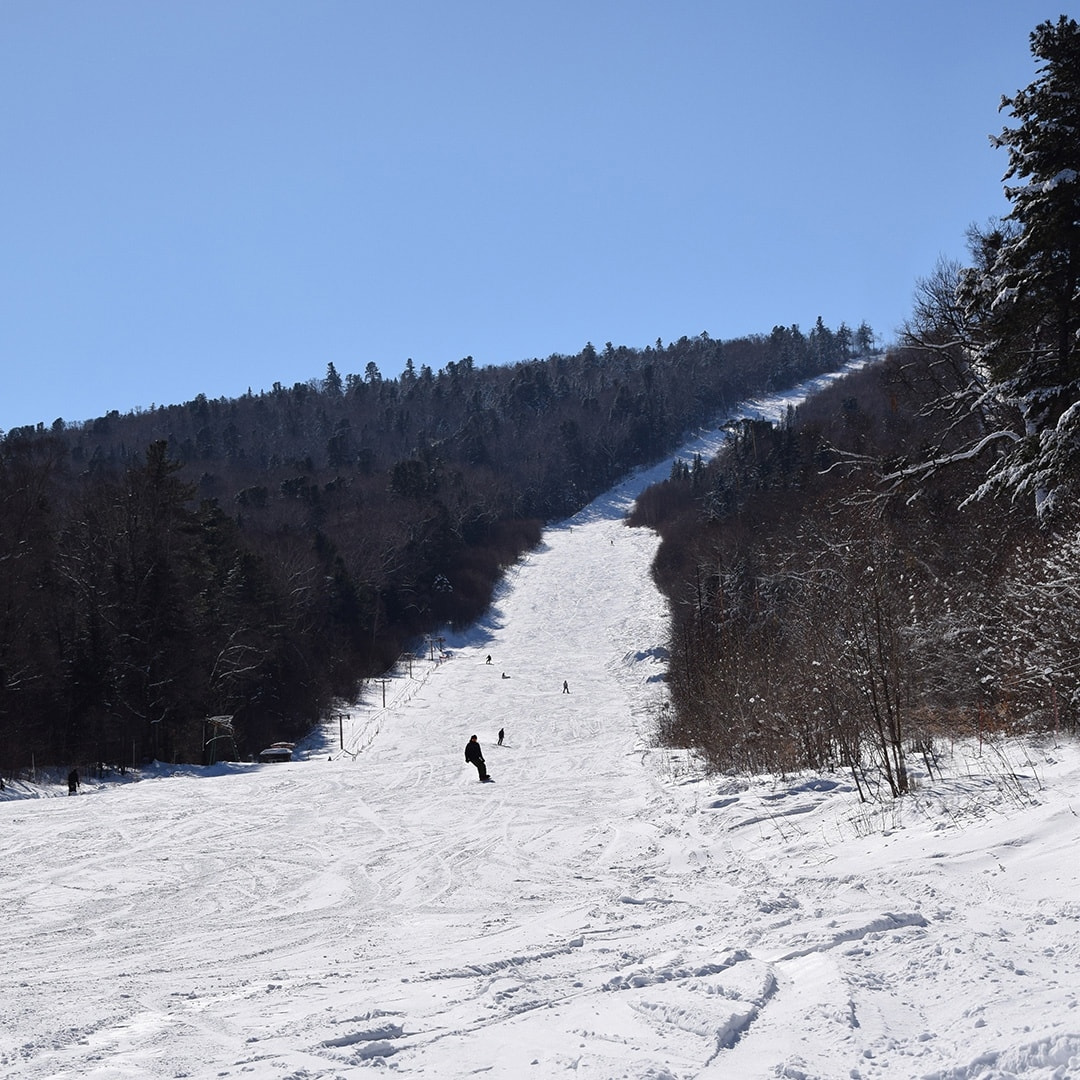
[464,735,489,782]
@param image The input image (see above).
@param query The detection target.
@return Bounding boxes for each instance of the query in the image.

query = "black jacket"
[464,740,484,765]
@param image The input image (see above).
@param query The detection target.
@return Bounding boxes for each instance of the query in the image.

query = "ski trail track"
[5,360,1080,1080]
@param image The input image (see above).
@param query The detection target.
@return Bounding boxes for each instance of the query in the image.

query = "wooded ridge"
[0,320,865,771]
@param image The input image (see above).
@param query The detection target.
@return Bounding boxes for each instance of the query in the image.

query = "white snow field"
[4,366,1079,1080]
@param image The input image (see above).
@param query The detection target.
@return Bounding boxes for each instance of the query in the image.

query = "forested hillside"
[632,351,1052,798]
[634,16,1080,799]
[0,320,869,772]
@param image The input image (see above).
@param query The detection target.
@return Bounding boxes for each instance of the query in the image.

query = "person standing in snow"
[562,680,570,694]
[464,735,489,782]
[497,727,504,745]
[67,769,80,795]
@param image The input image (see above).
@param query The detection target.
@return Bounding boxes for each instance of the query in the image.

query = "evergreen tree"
[958,16,1080,517]
[324,362,343,395]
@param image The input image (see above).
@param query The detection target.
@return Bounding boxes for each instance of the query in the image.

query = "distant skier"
[562,680,570,694]
[67,769,80,795]
[497,728,504,745]
[465,735,490,782]
[486,655,492,665]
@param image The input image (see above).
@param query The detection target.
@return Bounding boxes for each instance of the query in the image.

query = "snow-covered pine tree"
[957,16,1080,518]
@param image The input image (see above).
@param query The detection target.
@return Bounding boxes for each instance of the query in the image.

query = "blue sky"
[0,1,1060,431]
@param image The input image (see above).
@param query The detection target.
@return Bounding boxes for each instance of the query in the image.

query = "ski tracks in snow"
[7,362,1080,1079]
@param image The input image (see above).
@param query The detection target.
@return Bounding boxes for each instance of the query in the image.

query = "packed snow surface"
[4,365,1079,1079]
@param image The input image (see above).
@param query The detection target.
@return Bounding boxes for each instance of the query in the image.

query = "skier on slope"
[464,735,490,782]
